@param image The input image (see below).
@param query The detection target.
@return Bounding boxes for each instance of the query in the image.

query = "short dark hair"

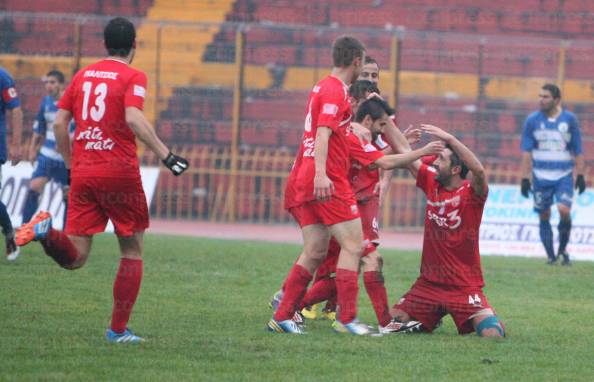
[542,83,561,99]
[46,70,65,83]
[332,35,365,67]
[349,80,380,102]
[445,144,469,179]
[364,55,377,65]
[104,17,136,57]
[355,97,394,123]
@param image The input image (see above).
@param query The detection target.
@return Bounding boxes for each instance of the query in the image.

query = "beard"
[435,172,451,187]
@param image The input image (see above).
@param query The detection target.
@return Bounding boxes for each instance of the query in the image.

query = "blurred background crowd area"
[1,0,592,228]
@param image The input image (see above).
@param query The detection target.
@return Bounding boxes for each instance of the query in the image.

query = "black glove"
[163,152,189,176]
[521,178,531,198]
[575,174,586,195]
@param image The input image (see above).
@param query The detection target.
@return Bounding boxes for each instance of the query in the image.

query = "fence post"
[72,20,82,75]
[389,31,401,111]
[155,23,162,127]
[228,26,245,222]
[383,32,402,228]
[475,38,486,150]
[557,40,567,91]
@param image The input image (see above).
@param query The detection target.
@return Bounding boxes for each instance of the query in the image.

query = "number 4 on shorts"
[468,294,482,305]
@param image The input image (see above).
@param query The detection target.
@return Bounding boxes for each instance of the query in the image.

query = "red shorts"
[291,197,360,227]
[66,176,149,237]
[358,196,380,245]
[393,277,496,334]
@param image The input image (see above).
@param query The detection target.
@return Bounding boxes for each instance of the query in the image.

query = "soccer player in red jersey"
[268,36,375,334]
[388,124,505,337]
[298,98,441,333]
[273,91,441,334]
[15,17,189,343]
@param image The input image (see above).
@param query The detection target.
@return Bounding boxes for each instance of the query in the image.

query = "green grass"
[2,234,593,381]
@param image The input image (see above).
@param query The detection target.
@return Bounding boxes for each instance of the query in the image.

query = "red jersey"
[294,75,354,203]
[348,133,385,201]
[416,164,487,288]
[58,58,147,178]
[284,144,303,210]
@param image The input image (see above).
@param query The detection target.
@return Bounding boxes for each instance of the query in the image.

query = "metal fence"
[1,12,592,228]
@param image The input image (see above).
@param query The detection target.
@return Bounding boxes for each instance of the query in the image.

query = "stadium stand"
[1,0,593,165]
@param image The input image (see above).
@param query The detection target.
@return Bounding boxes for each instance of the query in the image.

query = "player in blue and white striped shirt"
[22,70,73,224]
[520,84,586,265]
[0,66,23,260]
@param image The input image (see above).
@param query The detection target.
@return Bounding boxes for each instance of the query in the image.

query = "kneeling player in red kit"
[388,124,505,338]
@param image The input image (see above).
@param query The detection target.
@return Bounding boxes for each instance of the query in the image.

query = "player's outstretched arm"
[54,109,72,168]
[125,107,189,176]
[373,141,444,170]
[421,124,488,196]
[7,106,23,164]
[313,126,334,201]
[383,117,412,154]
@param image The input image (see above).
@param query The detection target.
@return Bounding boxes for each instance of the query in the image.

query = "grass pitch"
[2,233,593,381]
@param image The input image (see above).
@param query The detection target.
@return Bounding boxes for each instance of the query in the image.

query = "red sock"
[40,228,80,268]
[364,271,391,327]
[336,268,359,324]
[273,264,312,321]
[110,258,143,333]
[300,277,336,310]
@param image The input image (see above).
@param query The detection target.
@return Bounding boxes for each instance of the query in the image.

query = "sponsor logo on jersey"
[75,126,115,151]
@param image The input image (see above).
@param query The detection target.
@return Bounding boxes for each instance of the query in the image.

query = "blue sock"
[558,218,572,255]
[0,201,14,236]
[22,190,40,224]
[539,219,556,261]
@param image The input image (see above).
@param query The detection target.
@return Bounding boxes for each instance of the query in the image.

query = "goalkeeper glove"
[520,178,531,198]
[575,174,586,195]
[163,152,189,176]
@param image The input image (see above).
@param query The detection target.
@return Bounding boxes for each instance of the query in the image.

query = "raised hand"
[420,124,453,142]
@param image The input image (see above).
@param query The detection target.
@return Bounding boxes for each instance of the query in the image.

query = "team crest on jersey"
[312,85,320,93]
[558,122,568,133]
[7,87,17,98]
[451,195,461,207]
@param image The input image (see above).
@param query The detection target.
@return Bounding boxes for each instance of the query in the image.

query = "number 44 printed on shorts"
[468,294,482,305]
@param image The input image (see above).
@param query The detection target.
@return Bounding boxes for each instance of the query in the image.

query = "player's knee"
[341,239,365,258]
[476,315,505,338]
[64,256,88,270]
[539,210,551,221]
[30,181,44,194]
[558,205,571,220]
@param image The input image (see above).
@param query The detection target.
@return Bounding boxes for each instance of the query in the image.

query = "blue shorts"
[532,173,573,212]
[31,154,68,186]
